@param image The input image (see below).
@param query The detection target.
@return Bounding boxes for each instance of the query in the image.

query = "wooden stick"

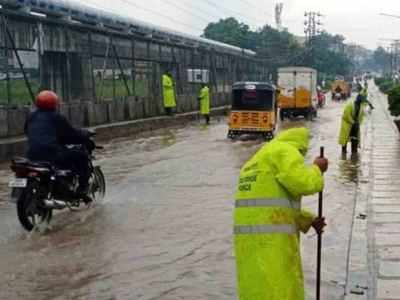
[316,146,324,300]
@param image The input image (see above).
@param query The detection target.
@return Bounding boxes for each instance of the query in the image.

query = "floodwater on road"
[0,99,366,300]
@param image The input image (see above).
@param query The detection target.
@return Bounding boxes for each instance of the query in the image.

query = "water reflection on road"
[0,99,364,300]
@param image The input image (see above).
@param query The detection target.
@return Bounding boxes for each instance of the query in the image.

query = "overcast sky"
[78,0,400,49]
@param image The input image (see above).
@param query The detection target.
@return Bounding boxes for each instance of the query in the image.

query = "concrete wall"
[0,92,230,138]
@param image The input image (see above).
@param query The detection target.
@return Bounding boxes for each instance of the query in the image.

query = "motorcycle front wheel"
[17,184,52,232]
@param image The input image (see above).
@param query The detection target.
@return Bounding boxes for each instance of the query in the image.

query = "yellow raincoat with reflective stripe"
[338,99,366,146]
[162,74,176,108]
[234,128,324,300]
[199,86,210,115]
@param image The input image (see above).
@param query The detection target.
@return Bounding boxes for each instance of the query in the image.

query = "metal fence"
[0,8,270,107]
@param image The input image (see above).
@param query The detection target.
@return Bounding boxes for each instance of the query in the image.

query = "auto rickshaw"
[331,80,351,101]
[227,82,277,140]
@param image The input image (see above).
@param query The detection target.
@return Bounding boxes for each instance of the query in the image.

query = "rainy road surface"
[0,99,366,300]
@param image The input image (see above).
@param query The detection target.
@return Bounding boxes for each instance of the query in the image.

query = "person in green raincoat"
[338,85,372,154]
[162,70,176,115]
[234,127,328,300]
[198,83,210,124]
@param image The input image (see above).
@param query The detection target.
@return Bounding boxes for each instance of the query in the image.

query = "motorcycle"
[317,91,326,108]
[9,132,106,231]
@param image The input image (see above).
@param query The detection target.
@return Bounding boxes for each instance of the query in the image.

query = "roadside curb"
[0,106,229,162]
[344,109,372,300]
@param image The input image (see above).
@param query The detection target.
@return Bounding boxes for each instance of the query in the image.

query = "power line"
[239,0,273,17]
[119,0,204,33]
[380,13,400,19]
[201,0,265,27]
[177,0,225,21]
[162,0,214,24]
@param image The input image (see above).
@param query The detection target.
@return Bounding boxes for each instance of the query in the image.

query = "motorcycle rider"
[24,90,95,203]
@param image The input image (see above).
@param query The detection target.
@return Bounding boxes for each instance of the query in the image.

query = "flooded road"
[0,99,365,299]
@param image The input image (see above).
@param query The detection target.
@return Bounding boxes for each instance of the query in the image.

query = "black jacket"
[25,109,89,162]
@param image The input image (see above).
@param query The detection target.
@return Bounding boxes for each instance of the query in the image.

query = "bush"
[388,85,400,116]
[375,77,395,94]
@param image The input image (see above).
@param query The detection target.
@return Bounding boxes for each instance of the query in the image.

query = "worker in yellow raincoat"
[198,83,210,124]
[339,85,371,154]
[234,127,328,300]
[162,70,176,116]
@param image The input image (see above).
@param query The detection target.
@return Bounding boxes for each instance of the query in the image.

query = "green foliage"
[255,25,303,69]
[303,32,353,77]
[388,85,400,116]
[373,47,391,73]
[0,79,39,105]
[203,18,253,49]
[375,77,395,94]
[203,18,354,79]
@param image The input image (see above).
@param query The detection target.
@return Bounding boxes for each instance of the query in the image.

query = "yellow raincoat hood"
[274,127,310,155]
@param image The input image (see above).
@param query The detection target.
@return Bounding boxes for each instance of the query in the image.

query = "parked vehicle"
[277,67,318,121]
[9,132,106,231]
[227,82,277,140]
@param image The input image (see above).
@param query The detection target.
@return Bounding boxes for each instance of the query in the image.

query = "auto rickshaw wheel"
[263,132,274,141]
[227,131,237,140]
[306,110,314,121]
[279,110,285,121]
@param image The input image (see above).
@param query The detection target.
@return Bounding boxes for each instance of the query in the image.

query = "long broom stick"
[316,146,324,300]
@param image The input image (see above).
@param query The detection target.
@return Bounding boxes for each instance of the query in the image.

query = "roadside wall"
[0,92,230,138]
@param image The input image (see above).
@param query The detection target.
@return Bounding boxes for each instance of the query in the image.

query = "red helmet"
[36,90,59,110]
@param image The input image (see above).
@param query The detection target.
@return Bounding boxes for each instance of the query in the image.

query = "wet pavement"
[0,99,365,299]
[364,85,400,300]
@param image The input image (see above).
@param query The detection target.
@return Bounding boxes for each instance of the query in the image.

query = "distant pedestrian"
[198,83,210,124]
[162,70,176,116]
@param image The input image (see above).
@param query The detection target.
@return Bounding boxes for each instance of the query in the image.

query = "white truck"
[277,67,318,121]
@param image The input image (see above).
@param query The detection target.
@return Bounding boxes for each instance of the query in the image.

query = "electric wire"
[162,0,214,24]
[119,0,205,33]
[201,0,266,27]
[174,0,225,21]
[238,0,273,17]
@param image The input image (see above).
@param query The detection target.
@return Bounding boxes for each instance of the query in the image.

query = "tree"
[202,19,355,80]
[373,46,391,74]
[255,25,303,69]
[202,18,252,49]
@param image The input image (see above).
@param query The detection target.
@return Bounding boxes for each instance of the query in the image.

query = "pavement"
[346,83,400,300]
[368,85,400,300]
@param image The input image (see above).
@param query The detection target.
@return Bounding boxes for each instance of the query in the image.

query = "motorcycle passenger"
[24,90,94,203]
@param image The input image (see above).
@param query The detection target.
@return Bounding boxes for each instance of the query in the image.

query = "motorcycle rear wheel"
[17,185,52,232]
[89,166,106,203]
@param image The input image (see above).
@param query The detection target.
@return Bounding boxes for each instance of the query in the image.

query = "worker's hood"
[275,127,310,155]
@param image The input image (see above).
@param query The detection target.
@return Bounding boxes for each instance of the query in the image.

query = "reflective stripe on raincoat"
[162,74,176,108]
[234,127,324,300]
[338,99,365,146]
[199,86,210,115]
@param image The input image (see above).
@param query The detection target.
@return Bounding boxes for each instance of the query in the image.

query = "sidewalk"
[369,86,400,299]
[346,85,400,300]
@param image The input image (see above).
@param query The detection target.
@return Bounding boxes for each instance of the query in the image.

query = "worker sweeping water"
[233,127,328,300]
[339,84,372,155]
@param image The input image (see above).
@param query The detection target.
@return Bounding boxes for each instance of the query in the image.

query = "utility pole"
[379,38,400,78]
[275,3,283,31]
[304,12,323,43]
[303,12,324,66]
